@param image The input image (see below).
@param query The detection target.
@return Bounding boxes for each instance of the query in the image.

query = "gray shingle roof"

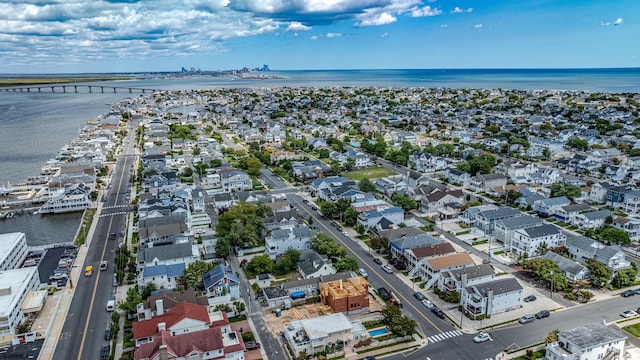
[582,209,613,221]
[450,264,495,281]
[464,277,523,297]
[541,251,587,277]
[495,215,543,229]
[521,224,561,238]
[139,242,193,263]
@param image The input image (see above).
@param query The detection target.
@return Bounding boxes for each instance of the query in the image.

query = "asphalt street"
[53,122,137,360]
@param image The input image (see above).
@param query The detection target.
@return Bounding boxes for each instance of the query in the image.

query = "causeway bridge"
[0,84,160,94]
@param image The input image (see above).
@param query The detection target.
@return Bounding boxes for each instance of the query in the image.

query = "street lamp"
[550,271,554,299]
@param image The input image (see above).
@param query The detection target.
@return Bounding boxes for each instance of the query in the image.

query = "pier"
[0,85,160,94]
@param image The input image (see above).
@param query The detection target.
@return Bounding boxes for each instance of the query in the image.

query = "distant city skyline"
[1,0,638,74]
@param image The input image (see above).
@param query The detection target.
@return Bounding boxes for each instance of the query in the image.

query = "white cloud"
[440,24,448,28]
[474,23,483,28]
[286,22,311,31]
[355,11,397,27]
[310,35,319,40]
[410,6,442,17]
[326,32,342,38]
[614,17,623,25]
[452,6,473,14]
[381,32,388,37]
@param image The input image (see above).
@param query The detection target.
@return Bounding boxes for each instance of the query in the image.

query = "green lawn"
[623,322,640,337]
[344,167,394,181]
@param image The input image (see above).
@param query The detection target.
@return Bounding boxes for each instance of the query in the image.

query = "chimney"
[158,322,166,332]
[486,288,494,317]
[156,299,164,315]
[159,344,169,360]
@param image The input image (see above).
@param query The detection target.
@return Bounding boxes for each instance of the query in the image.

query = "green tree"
[275,248,301,275]
[334,257,360,272]
[343,208,360,227]
[391,193,417,211]
[140,282,157,299]
[549,183,581,201]
[312,233,347,259]
[585,258,613,288]
[247,254,274,275]
[611,262,638,289]
[319,200,338,219]
[182,260,216,291]
[381,305,416,337]
[217,202,266,248]
[215,237,232,259]
[599,227,631,245]
[119,287,142,315]
[238,156,263,176]
[358,178,376,193]
[567,138,589,151]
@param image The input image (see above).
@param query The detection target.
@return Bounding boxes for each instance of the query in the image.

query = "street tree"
[358,178,376,193]
[334,257,360,272]
[182,260,216,291]
[247,254,274,275]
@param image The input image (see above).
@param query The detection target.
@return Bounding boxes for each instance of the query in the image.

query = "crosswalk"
[102,205,129,210]
[100,211,129,218]
[427,329,463,343]
[426,358,492,360]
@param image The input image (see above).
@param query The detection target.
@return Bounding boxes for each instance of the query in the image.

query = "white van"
[106,300,115,312]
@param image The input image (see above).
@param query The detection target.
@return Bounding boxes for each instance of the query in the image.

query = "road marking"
[427,329,463,343]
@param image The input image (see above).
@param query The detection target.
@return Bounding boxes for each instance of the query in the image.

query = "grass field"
[344,167,394,181]
[623,322,640,337]
[0,76,134,87]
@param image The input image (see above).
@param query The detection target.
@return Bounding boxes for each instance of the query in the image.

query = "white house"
[460,278,523,319]
[265,225,317,260]
[0,232,29,271]
[436,264,495,293]
[545,323,626,360]
[283,313,364,358]
[510,224,566,258]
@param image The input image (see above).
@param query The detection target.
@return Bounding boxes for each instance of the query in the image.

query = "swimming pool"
[368,327,389,337]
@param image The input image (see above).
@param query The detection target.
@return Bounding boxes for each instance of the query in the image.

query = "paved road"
[53,123,137,360]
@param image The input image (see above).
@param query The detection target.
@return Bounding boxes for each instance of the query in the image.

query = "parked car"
[622,290,636,297]
[519,314,536,324]
[523,295,537,302]
[100,344,110,359]
[105,328,112,340]
[362,356,376,360]
[473,332,492,343]
[381,264,394,274]
[373,258,383,265]
[245,342,261,350]
[431,307,446,319]
[421,299,433,308]
[620,310,638,318]
[413,292,425,301]
[100,261,108,271]
[536,310,550,319]
[358,268,368,278]
[635,288,640,295]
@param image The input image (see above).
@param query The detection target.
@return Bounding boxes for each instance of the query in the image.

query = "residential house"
[516,194,546,209]
[460,278,523,319]
[357,206,405,230]
[137,240,196,289]
[403,242,457,279]
[532,196,571,217]
[553,203,593,223]
[203,264,241,305]
[419,189,465,215]
[283,313,363,358]
[510,224,566,258]
[421,253,475,287]
[613,216,640,242]
[493,215,544,246]
[445,168,471,187]
[497,160,539,178]
[589,182,617,203]
[472,207,522,235]
[469,173,508,193]
[540,251,590,283]
[298,250,336,279]
[373,177,407,196]
[408,152,451,172]
[137,215,189,245]
[265,225,317,260]
[619,190,640,214]
[191,187,206,213]
[573,209,613,230]
[545,323,626,360]
[566,236,631,272]
[218,168,252,192]
[388,233,443,266]
[136,289,208,321]
[132,302,212,348]
[436,264,495,293]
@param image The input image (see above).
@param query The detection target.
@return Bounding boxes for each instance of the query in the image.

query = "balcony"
[545,342,578,360]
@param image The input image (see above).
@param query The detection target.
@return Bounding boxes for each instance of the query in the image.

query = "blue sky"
[0,0,637,73]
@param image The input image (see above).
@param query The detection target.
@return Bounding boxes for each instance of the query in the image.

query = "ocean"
[1,68,639,245]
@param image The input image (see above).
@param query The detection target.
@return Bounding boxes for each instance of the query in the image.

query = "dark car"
[100,344,110,359]
[373,258,383,265]
[362,357,376,360]
[523,295,537,302]
[245,342,261,351]
[413,292,425,301]
[622,289,635,297]
[536,310,550,319]
[431,307,446,319]
[108,232,116,240]
[105,328,112,340]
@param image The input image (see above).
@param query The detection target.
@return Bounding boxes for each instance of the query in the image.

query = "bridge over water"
[0,84,160,94]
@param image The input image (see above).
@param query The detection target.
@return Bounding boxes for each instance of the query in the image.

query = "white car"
[358,268,368,278]
[473,332,492,343]
[381,264,394,274]
[421,299,433,308]
[621,310,638,318]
